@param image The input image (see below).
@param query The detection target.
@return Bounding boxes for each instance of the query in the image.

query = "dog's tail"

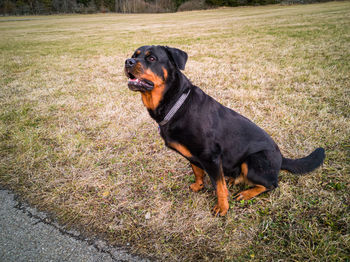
[281,147,325,174]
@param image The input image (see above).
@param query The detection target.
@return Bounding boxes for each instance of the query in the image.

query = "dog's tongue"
[128,78,140,83]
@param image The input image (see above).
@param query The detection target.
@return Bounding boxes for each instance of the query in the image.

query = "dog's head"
[124,45,188,92]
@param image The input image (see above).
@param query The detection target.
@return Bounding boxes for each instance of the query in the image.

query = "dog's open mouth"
[127,72,154,91]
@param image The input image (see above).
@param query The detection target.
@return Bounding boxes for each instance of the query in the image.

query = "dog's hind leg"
[228,163,248,187]
[233,150,280,201]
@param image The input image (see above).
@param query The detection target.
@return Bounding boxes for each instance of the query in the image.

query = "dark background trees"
[0,0,333,15]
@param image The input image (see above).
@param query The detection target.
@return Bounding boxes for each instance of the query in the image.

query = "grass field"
[1,2,349,261]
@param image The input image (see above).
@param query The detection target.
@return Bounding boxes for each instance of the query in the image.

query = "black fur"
[281,147,325,174]
[125,45,326,203]
[164,46,188,70]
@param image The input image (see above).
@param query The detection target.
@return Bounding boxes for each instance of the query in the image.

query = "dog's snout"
[125,58,136,68]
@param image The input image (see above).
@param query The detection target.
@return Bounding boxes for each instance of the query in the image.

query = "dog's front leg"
[190,164,205,192]
[203,161,229,216]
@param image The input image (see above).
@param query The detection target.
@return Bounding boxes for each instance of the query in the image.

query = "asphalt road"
[0,188,149,262]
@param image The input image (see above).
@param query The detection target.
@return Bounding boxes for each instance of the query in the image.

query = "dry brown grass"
[1,2,349,261]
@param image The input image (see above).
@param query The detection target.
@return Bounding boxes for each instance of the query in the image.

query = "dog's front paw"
[190,182,204,192]
[212,202,229,217]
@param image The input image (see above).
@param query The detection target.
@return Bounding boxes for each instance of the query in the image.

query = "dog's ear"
[164,46,188,70]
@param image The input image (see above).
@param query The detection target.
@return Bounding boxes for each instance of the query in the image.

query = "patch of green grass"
[1,2,349,261]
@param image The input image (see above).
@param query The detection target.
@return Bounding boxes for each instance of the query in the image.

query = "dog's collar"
[158,89,191,126]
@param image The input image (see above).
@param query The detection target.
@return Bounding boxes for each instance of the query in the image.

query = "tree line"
[0,0,333,15]
[206,0,332,6]
[0,0,188,14]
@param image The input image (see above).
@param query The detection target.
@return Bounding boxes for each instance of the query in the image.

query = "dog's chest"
[158,125,193,158]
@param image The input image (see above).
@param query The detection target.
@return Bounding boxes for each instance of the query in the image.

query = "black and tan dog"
[124,45,325,216]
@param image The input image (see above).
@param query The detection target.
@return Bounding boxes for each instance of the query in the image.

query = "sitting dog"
[124,45,325,216]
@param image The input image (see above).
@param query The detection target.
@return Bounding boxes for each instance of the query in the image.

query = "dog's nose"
[125,58,136,68]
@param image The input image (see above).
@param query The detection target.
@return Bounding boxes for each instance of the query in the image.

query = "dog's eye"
[147,56,156,62]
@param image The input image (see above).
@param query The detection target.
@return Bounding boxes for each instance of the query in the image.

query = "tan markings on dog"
[136,50,141,55]
[212,167,229,216]
[140,68,168,110]
[168,142,192,158]
[162,67,168,79]
[133,62,143,75]
[145,51,150,56]
[227,177,235,186]
[234,185,267,201]
[241,162,248,176]
[190,164,205,192]
[228,162,250,186]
